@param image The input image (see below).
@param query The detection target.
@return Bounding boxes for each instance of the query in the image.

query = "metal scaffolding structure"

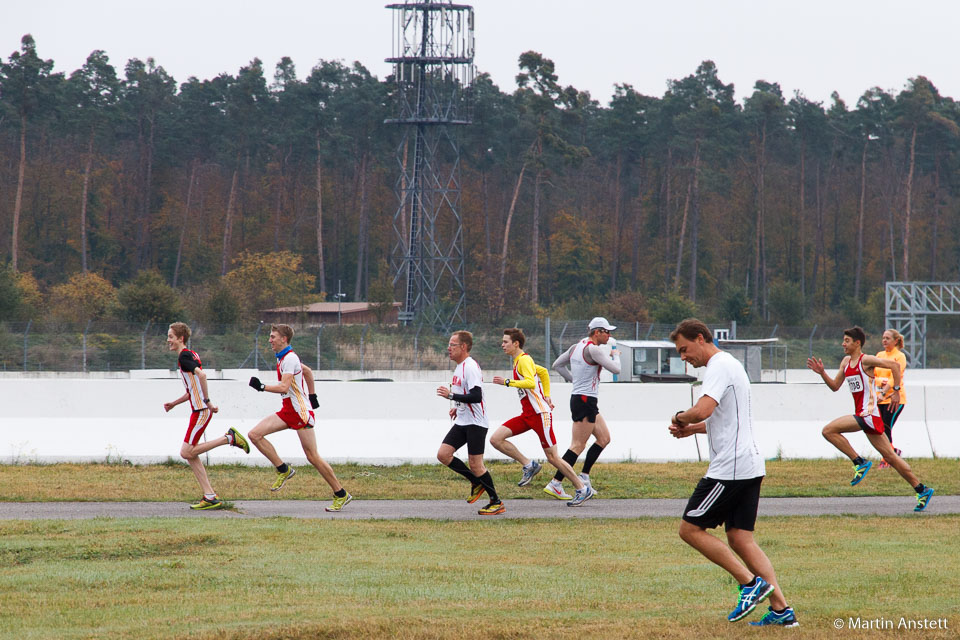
[885,281,960,368]
[386,1,475,329]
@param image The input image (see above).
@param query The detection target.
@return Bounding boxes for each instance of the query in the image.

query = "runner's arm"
[264,372,294,395]
[552,346,573,382]
[301,365,317,394]
[672,394,718,425]
[585,344,621,375]
[535,364,552,397]
[450,386,483,404]
[806,356,846,391]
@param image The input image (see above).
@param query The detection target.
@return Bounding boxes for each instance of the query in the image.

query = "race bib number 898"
[847,376,864,393]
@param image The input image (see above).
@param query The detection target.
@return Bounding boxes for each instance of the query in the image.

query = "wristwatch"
[203,397,211,402]
[892,386,900,391]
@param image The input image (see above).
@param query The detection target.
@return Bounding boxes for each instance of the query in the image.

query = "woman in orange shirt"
[874,329,906,466]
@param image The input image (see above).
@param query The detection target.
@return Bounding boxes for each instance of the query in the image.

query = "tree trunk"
[173,158,198,288]
[611,153,623,290]
[273,156,284,251]
[138,113,156,269]
[799,140,806,301]
[79,128,94,274]
[529,168,543,305]
[221,157,241,276]
[354,154,369,301]
[753,123,767,310]
[688,141,702,302]
[11,114,26,272]
[497,163,527,318]
[811,162,824,304]
[673,170,692,292]
[854,141,867,299]
[930,155,941,278]
[630,166,643,289]
[903,125,916,281]
[315,133,326,294]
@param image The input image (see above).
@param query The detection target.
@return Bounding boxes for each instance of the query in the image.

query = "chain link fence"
[2,319,957,373]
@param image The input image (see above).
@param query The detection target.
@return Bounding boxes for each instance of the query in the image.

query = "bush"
[48,272,118,322]
[117,270,184,323]
[720,286,751,324]
[767,281,805,325]
[649,291,698,325]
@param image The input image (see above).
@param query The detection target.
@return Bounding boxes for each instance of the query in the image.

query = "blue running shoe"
[914,486,934,512]
[749,606,799,627]
[517,460,542,487]
[850,460,872,486]
[728,576,774,622]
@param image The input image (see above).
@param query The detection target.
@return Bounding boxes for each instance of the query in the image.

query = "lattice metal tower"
[386,1,474,328]
[885,281,960,368]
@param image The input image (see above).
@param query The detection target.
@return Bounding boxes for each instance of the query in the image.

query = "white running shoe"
[543,480,572,500]
[517,460,542,486]
[567,485,596,507]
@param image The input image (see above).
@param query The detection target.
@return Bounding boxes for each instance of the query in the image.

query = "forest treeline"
[1,33,959,327]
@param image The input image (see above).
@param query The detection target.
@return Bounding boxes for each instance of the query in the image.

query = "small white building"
[613,340,693,382]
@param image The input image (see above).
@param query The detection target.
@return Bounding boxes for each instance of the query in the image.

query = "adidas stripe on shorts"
[682,475,763,531]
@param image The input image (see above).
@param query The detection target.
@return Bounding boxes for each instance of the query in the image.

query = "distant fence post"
[22,320,32,372]
[544,317,551,366]
[808,324,818,358]
[83,320,92,373]
[415,324,423,371]
[360,324,369,372]
[141,320,151,369]
[254,321,264,370]
[316,324,324,370]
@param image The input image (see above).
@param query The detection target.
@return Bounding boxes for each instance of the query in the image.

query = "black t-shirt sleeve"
[178,351,201,373]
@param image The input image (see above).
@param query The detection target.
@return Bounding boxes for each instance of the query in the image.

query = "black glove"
[249,376,265,391]
[309,393,319,409]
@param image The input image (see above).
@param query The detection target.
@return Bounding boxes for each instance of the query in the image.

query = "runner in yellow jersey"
[489,328,595,506]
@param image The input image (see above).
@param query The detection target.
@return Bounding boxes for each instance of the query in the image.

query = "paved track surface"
[0,495,956,520]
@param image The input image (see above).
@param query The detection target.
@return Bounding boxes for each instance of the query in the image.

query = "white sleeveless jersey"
[451,356,488,428]
[570,339,602,397]
[276,350,312,419]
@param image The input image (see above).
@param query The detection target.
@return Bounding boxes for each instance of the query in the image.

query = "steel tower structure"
[885,281,960,368]
[386,1,474,328]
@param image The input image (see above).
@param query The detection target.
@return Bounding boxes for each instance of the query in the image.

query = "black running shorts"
[681,476,763,531]
[441,423,488,456]
[570,395,599,423]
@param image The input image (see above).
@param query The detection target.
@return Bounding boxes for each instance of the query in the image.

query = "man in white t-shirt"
[436,330,503,515]
[247,324,352,512]
[668,318,797,628]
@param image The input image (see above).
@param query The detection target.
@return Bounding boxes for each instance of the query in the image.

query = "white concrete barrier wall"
[1,374,957,464]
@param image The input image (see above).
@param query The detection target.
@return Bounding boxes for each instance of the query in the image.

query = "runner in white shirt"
[246,323,352,512]
[545,317,621,499]
[436,331,503,515]
[668,318,797,627]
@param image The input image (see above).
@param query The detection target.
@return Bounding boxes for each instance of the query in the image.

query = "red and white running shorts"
[184,409,213,445]
[503,411,556,448]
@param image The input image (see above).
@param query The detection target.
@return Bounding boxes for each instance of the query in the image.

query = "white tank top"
[570,339,602,397]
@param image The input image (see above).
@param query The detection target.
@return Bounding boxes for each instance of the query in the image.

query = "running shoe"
[850,460,872,486]
[728,576,774,622]
[270,467,297,491]
[914,486,934,512]
[543,480,572,500]
[478,501,505,516]
[190,496,223,510]
[467,483,486,504]
[517,460,542,487]
[749,606,799,627]
[566,485,596,507]
[225,427,250,454]
[325,492,353,512]
[579,472,598,496]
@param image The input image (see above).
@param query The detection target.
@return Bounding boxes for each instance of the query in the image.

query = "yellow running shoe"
[271,467,297,491]
[226,427,250,454]
[467,483,486,504]
[190,496,223,510]
[325,492,353,512]
[477,501,505,516]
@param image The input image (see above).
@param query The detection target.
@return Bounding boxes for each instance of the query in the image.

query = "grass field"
[1,461,957,639]
[0,458,957,502]
[1,516,957,639]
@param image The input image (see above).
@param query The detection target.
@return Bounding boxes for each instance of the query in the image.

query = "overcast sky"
[3,1,957,108]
